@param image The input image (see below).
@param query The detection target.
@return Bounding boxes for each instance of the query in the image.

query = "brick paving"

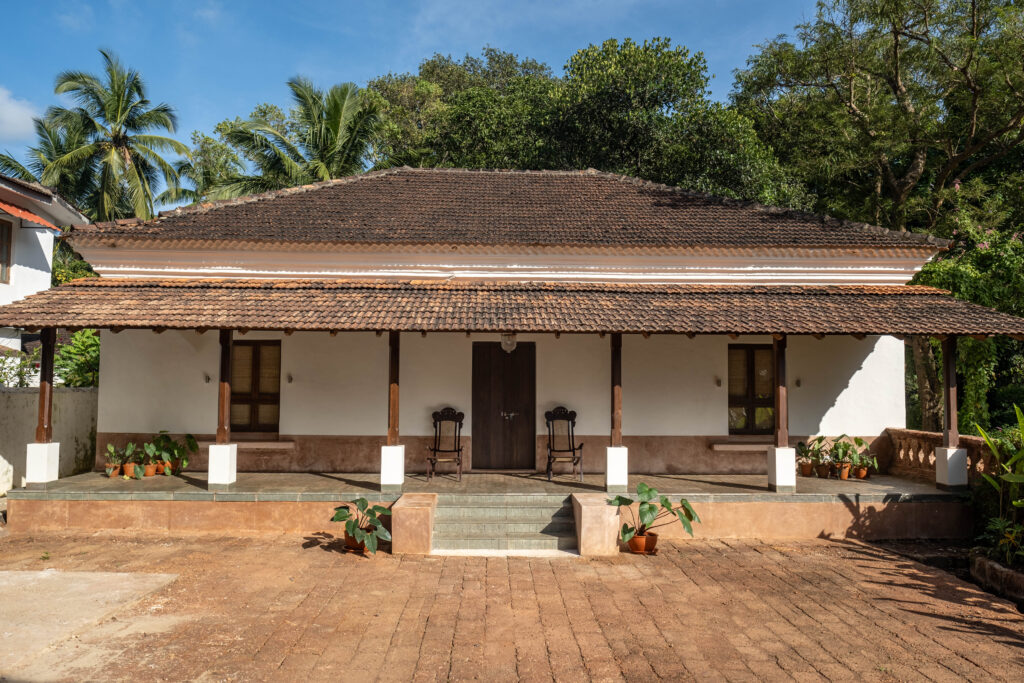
[0,534,1021,681]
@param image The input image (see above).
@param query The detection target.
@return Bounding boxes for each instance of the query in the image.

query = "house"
[3,168,1024,547]
[0,174,86,352]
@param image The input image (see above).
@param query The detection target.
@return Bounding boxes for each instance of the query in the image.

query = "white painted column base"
[381,445,405,492]
[26,442,60,486]
[208,444,237,490]
[935,447,968,490]
[767,447,796,493]
[606,446,628,493]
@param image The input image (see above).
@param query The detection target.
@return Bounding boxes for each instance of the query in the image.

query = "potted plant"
[607,482,700,554]
[121,442,142,479]
[830,435,867,481]
[798,436,827,477]
[141,446,158,477]
[151,431,198,474]
[814,453,832,479]
[849,447,878,480]
[330,498,392,554]
[103,443,123,478]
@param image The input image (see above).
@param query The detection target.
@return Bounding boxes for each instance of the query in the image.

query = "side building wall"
[95,330,905,473]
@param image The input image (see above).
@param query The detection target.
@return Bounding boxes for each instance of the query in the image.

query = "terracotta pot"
[838,463,852,480]
[854,466,869,480]
[154,462,166,475]
[105,463,120,478]
[626,532,658,554]
[799,462,814,477]
[814,464,831,478]
[344,530,368,554]
[125,463,142,479]
[170,459,182,474]
[143,463,157,477]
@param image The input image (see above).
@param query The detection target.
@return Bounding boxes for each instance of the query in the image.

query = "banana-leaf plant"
[607,482,700,544]
[331,497,392,554]
[976,405,1024,523]
[150,431,199,473]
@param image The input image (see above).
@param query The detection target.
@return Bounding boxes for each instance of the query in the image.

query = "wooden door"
[230,340,281,433]
[472,342,536,469]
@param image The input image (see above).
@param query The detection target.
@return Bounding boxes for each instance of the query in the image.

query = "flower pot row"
[105,460,183,479]
[799,461,872,480]
[103,432,199,480]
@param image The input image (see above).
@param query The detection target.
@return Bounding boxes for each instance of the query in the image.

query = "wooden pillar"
[387,331,400,446]
[942,336,959,448]
[216,329,232,445]
[773,335,789,448]
[34,327,56,443]
[610,333,622,447]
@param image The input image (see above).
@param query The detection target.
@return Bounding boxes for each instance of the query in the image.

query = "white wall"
[0,387,97,493]
[279,332,387,435]
[789,335,906,435]
[0,219,55,351]
[96,331,906,440]
[97,329,219,434]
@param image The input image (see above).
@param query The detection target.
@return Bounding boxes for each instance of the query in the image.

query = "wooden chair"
[427,407,464,481]
[544,406,584,481]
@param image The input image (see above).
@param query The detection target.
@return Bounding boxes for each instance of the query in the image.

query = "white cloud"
[56,1,95,32]
[195,1,223,23]
[0,87,38,143]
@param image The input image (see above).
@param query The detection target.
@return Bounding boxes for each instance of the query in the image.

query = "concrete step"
[432,532,577,551]
[435,494,572,506]
[433,520,576,536]
[433,506,572,522]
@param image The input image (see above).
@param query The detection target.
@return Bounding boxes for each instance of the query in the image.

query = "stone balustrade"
[884,428,995,483]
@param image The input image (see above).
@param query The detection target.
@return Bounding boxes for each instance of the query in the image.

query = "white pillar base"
[935,447,968,490]
[381,445,405,492]
[26,442,60,486]
[767,447,796,493]
[208,444,237,490]
[606,446,628,493]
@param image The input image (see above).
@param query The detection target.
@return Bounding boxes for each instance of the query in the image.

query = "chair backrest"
[545,406,577,452]
[432,407,464,452]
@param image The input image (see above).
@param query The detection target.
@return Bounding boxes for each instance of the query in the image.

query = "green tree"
[52,241,96,285]
[212,78,378,197]
[54,330,101,387]
[157,131,243,205]
[43,50,188,220]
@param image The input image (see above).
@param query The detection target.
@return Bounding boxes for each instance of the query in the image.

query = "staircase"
[431,494,577,552]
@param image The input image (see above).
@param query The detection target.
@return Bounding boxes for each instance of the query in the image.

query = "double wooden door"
[471,342,536,469]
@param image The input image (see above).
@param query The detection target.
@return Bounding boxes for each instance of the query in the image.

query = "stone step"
[433,506,572,521]
[435,494,572,506]
[433,520,576,536]
[432,532,577,551]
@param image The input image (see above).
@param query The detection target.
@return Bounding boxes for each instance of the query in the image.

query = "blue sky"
[0,0,819,155]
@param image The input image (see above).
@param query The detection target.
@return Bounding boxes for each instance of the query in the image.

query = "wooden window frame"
[727,343,775,436]
[0,219,13,284]
[230,340,281,433]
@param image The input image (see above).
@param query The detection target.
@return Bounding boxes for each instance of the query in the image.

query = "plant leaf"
[638,501,658,528]
[607,495,633,507]
[675,508,694,536]
[620,523,636,544]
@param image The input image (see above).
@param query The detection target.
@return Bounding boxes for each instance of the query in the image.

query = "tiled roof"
[68,168,945,251]
[0,279,1019,336]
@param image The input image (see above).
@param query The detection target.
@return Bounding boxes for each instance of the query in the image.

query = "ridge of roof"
[0,172,87,220]
[68,167,948,250]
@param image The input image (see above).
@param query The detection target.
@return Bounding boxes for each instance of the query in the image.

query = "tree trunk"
[911,336,942,431]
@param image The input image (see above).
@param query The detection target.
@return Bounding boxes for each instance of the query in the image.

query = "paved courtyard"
[0,534,1021,681]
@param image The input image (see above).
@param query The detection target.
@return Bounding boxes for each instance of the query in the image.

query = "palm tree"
[45,50,188,220]
[0,116,104,216]
[212,77,379,198]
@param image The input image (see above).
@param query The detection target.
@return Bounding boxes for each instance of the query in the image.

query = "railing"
[884,428,995,483]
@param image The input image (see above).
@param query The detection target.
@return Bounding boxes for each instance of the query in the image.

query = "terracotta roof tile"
[0,279,1019,336]
[68,168,945,251]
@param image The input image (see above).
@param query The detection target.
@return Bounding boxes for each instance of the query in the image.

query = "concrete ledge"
[572,493,619,556]
[391,493,437,554]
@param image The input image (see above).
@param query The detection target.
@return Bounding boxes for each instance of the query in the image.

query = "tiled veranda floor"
[11,470,951,503]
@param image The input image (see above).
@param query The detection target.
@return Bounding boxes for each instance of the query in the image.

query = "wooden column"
[773,335,789,448]
[34,327,56,443]
[942,336,959,448]
[610,333,622,447]
[216,329,232,445]
[387,331,400,446]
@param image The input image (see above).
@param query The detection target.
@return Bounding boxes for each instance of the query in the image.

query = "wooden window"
[0,219,12,284]
[727,344,775,435]
[230,340,281,432]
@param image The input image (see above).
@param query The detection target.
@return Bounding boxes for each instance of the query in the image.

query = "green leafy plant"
[103,443,125,476]
[54,330,100,387]
[119,442,142,479]
[150,431,199,473]
[331,498,392,554]
[607,482,700,544]
[797,436,828,464]
[0,346,41,388]
[829,434,868,464]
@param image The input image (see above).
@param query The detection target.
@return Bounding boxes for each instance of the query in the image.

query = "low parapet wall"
[884,428,994,484]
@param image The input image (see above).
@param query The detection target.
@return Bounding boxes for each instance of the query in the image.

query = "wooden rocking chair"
[427,407,464,481]
[545,406,584,481]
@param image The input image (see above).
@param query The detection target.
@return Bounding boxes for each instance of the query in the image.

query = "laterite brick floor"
[0,534,1021,681]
